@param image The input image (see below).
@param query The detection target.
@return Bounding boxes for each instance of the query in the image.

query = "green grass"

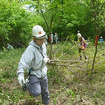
[0,43,105,105]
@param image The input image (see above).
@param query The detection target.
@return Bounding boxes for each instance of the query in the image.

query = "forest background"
[0,0,105,49]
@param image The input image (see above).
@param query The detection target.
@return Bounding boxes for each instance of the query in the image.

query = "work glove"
[44,58,56,65]
[44,57,50,64]
[42,57,50,68]
[18,73,25,86]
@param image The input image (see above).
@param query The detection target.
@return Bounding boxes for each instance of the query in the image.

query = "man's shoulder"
[26,44,36,52]
[82,37,85,40]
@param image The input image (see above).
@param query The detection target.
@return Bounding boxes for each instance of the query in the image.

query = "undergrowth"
[0,43,105,105]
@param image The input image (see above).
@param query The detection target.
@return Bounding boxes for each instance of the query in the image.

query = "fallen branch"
[50,60,92,64]
[48,63,81,67]
[50,60,75,62]
[62,36,70,54]
[64,66,75,74]
[50,60,79,63]
[57,44,78,60]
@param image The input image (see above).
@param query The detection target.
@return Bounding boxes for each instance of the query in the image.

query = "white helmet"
[32,25,46,38]
[77,33,81,38]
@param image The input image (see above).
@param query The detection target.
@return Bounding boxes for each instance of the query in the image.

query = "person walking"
[77,32,87,61]
[17,25,50,105]
[54,33,58,44]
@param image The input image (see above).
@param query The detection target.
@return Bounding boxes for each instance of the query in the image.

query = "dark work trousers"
[79,48,87,60]
[27,75,50,105]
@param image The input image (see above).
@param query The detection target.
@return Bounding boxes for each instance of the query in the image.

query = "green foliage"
[1,0,105,48]
[66,89,76,98]
[0,0,44,49]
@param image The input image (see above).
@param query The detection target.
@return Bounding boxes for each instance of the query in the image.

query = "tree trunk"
[91,0,100,71]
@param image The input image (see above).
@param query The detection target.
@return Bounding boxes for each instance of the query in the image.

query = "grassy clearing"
[0,42,105,105]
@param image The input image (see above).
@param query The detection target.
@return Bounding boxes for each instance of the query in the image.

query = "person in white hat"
[45,34,48,46]
[54,33,58,44]
[77,31,87,61]
[7,43,14,50]
[17,25,50,105]
[99,36,103,44]
[51,32,54,43]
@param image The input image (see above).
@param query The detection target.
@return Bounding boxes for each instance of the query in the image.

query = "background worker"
[48,34,51,43]
[51,32,53,44]
[77,32,87,61]
[99,36,103,44]
[7,43,14,50]
[45,34,48,46]
[54,33,58,44]
[17,25,50,105]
